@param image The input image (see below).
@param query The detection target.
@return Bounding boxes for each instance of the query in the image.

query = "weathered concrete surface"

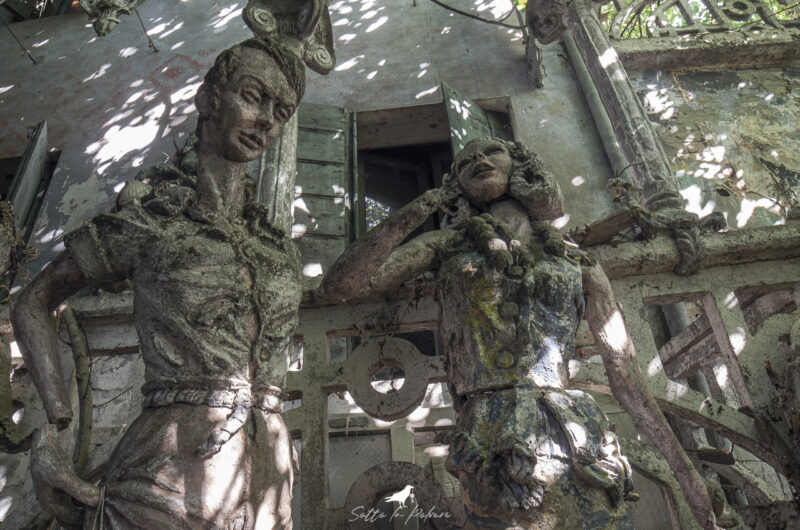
[617,28,800,72]
[590,223,800,279]
[0,0,613,279]
[510,49,616,232]
[630,66,800,227]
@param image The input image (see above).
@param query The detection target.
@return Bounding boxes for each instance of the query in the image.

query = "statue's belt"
[142,386,284,458]
[142,386,283,413]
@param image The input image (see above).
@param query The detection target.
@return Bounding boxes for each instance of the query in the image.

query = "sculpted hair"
[195,37,306,133]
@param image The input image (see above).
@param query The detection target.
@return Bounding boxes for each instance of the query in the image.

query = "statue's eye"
[242,88,261,103]
[275,105,293,122]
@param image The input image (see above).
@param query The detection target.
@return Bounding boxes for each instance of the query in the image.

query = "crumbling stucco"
[631,67,800,227]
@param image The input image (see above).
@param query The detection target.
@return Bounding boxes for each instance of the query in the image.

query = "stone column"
[567,0,681,209]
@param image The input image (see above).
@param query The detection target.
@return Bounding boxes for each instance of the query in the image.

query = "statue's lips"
[472,164,497,179]
[238,131,264,150]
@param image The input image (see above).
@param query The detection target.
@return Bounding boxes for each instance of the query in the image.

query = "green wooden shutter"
[249,113,299,234]
[293,103,357,287]
[442,83,513,153]
[9,121,48,231]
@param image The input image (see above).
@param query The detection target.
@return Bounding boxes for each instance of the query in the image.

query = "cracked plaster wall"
[630,66,800,229]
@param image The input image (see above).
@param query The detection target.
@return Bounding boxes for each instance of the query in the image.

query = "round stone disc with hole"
[343,337,436,421]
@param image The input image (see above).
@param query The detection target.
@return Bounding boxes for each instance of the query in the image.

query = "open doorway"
[354,94,512,238]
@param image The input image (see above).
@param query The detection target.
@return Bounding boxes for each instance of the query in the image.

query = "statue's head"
[452,137,514,205]
[444,137,561,225]
[195,38,306,162]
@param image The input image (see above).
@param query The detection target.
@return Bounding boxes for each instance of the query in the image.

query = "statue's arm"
[361,229,458,297]
[11,252,92,428]
[581,263,720,529]
[11,252,102,517]
[316,187,451,302]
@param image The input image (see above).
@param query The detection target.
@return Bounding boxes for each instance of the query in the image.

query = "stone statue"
[11,0,336,524]
[318,138,639,528]
[79,0,146,36]
[319,136,729,528]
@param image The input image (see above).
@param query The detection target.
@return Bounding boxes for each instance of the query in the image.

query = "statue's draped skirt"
[84,404,293,529]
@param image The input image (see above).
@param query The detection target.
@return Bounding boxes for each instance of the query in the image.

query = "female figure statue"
[12,37,305,529]
[318,137,638,529]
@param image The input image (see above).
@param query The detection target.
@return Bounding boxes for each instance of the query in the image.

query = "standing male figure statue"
[11,14,327,527]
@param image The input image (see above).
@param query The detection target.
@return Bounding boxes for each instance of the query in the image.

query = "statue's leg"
[250,410,294,530]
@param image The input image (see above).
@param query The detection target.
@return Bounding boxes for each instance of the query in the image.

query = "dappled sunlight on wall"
[304,0,528,111]
[632,67,799,229]
[0,1,252,271]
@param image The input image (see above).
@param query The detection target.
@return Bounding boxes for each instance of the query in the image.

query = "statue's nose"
[256,102,275,130]
[474,152,488,162]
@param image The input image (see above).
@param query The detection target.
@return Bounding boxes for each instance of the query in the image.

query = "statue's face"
[455,139,513,204]
[202,47,298,162]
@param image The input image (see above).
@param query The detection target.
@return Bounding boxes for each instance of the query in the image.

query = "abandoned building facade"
[0,0,798,528]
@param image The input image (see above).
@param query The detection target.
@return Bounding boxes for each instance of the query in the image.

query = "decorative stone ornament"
[243,0,336,74]
[79,0,146,36]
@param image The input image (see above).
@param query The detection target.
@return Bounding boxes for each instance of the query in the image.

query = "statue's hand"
[573,430,637,507]
[509,170,565,221]
[424,179,460,215]
[650,207,725,275]
[448,432,485,474]
[30,424,99,527]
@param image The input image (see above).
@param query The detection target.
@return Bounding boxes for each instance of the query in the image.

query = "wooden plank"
[443,83,493,153]
[298,102,346,131]
[662,334,717,381]
[250,113,298,233]
[297,127,346,164]
[9,122,47,229]
[570,361,791,477]
[571,209,635,247]
[356,103,450,150]
[294,234,347,278]
[292,195,348,237]
[702,292,755,409]
[295,161,347,197]
[485,109,514,142]
[659,313,712,366]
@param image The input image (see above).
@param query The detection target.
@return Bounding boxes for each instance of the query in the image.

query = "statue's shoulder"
[115,135,199,212]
